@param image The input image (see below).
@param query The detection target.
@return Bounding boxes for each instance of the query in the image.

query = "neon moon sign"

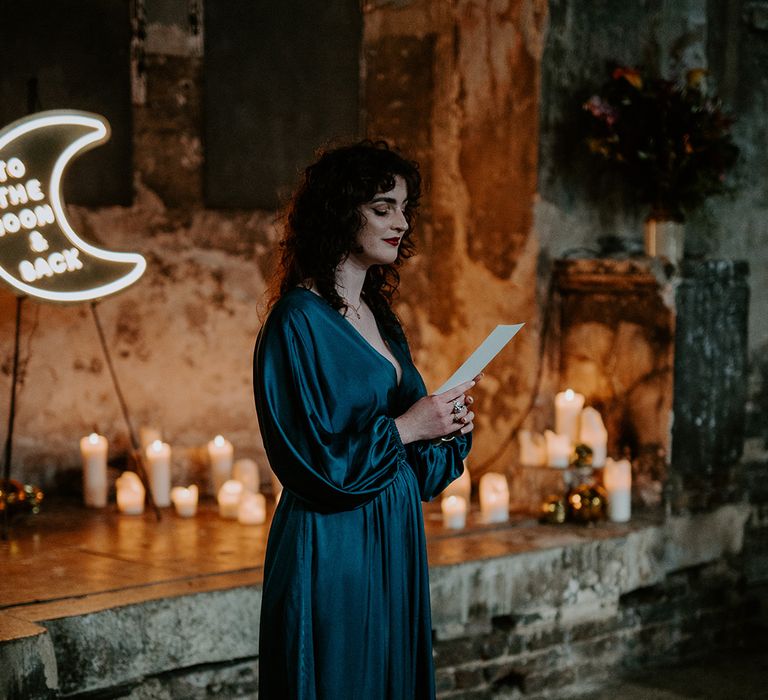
[0,110,145,302]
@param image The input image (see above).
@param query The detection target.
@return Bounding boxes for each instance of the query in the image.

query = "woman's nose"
[393,209,408,232]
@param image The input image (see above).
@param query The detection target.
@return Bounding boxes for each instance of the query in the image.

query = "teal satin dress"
[253,287,471,699]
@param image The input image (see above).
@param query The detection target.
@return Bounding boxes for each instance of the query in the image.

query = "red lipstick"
[383,238,400,246]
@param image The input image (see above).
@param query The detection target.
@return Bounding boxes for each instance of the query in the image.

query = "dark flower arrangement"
[582,66,740,222]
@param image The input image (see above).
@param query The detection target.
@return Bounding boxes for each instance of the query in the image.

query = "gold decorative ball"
[540,494,567,524]
[567,483,607,523]
[0,479,44,516]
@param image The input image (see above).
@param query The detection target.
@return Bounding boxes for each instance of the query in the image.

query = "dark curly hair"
[265,140,422,339]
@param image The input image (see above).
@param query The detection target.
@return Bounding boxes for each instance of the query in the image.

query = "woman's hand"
[394,374,482,445]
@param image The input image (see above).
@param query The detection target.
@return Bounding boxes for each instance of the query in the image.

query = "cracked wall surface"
[0,0,765,497]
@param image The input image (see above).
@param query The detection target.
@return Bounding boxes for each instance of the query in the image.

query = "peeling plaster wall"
[365,0,550,477]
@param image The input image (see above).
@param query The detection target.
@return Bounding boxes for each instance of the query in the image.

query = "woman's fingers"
[459,412,475,434]
[437,379,475,402]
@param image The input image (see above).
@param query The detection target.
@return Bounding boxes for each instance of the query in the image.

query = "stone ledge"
[0,503,750,698]
[430,504,750,640]
[43,584,261,695]
[0,613,58,700]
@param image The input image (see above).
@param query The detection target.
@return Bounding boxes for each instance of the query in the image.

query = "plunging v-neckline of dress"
[293,287,403,388]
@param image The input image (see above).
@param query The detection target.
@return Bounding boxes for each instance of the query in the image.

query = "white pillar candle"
[555,389,585,444]
[145,440,171,507]
[170,485,198,517]
[604,458,632,522]
[80,432,108,507]
[208,435,234,495]
[545,430,571,468]
[233,458,260,494]
[218,479,244,519]
[442,459,471,502]
[518,430,547,467]
[579,407,608,467]
[479,472,509,523]
[116,471,145,515]
[237,492,267,525]
[139,426,162,453]
[441,495,468,529]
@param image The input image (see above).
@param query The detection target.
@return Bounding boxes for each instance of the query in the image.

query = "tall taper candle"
[80,433,108,507]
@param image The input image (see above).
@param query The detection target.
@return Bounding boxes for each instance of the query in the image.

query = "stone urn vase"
[644,218,685,263]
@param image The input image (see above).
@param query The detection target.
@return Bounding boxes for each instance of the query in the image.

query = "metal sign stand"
[2,296,25,541]
[90,302,160,521]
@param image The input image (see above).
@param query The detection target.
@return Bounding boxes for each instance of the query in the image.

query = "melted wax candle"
[171,485,198,517]
[479,473,509,523]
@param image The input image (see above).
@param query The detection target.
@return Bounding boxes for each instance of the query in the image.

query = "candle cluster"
[77,429,268,524]
[518,389,632,523]
[519,390,609,470]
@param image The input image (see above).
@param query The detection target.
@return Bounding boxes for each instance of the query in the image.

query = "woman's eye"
[372,208,388,216]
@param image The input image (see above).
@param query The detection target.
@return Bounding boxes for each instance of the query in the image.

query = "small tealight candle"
[218,479,244,519]
[479,472,509,523]
[208,435,234,494]
[233,458,260,494]
[116,471,145,515]
[518,430,547,467]
[237,492,267,525]
[555,389,585,444]
[604,458,632,522]
[442,459,471,502]
[145,440,171,507]
[441,495,468,529]
[545,430,571,468]
[579,407,607,467]
[171,485,198,517]
[80,432,108,507]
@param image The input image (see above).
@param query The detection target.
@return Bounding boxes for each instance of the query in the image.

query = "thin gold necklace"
[345,299,362,320]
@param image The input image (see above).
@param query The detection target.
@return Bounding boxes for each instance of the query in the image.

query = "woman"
[253,140,480,698]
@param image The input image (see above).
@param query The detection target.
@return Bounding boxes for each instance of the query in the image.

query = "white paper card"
[434,323,525,394]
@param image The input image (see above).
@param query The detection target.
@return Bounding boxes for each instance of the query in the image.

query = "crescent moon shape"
[0,110,146,303]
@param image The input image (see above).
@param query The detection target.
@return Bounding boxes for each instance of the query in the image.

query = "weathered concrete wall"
[0,0,765,500]
[537,0,768,441]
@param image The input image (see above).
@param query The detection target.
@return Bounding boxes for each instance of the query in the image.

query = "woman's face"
[348,176,409,269]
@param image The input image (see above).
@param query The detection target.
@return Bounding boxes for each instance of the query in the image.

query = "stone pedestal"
[670,260,750,511]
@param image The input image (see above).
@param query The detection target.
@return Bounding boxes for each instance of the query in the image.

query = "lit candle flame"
[214,435,226,447]
[88,433,100,444]
[150,439,164,452]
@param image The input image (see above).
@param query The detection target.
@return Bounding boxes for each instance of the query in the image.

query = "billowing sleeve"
[406,432,471,502]
[395,337,473,502]
[253,307,405,512]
